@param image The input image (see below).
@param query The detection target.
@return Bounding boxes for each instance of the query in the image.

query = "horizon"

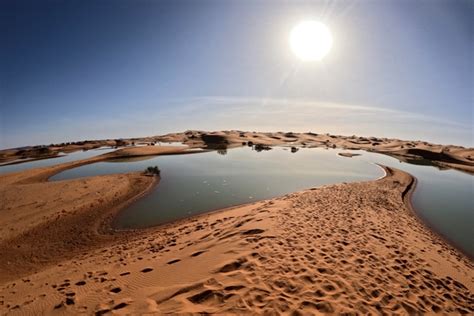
[1,0,473,149]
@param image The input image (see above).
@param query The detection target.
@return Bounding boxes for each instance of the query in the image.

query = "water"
[157,142,184,146]
[50,146,474,257]
[0,147,116,174]
[51,147,383,226]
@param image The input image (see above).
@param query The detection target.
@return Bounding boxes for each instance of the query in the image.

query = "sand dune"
[0,164,472,314]
[1,130,472,174]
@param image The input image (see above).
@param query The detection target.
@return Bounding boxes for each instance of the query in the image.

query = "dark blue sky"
[1,0,472,148]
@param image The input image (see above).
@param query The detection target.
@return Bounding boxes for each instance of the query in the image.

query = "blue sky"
[1,0,472,148]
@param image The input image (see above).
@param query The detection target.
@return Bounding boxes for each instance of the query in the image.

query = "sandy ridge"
[1,130,473,174]
[0,146,191,282]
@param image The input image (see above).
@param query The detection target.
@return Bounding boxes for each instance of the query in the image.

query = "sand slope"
[1,167,472,315]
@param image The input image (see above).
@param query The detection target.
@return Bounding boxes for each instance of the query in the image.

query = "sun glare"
[290,20,333,61]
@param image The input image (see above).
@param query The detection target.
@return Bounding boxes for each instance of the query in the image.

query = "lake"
[51,147,382,224]
[50,146,473,258]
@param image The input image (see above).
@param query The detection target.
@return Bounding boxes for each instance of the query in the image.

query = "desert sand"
[1,130,473,174]
[0,132,473,314]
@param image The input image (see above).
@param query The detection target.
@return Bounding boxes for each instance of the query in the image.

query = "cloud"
[168,95,470,128]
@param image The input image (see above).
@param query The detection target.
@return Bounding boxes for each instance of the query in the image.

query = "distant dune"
[1,130,473,173]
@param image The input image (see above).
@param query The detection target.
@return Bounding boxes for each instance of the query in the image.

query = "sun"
[290,20,333,61]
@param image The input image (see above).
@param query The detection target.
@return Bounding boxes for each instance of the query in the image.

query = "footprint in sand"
[218,258,247,273]
[242,229,265,235]
[95,302,129,316]
[110,287,121,293]
[113,302,128,310]
[187,289,224,304]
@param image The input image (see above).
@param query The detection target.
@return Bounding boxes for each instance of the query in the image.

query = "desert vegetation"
[144,166,161,176]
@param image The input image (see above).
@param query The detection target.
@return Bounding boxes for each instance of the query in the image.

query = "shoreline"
[110,160,472,263]
[97,174,160,236]
[109,163,388,234]
[110,165,474,280]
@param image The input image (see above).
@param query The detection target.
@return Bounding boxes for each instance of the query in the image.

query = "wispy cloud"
[1,96,471,149]
[147,96,471,146]
[169,96,470,129]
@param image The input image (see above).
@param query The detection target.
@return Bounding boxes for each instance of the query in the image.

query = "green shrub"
[144,166,161,176]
